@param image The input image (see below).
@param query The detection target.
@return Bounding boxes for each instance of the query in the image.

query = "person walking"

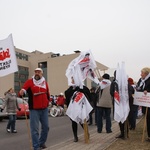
[110,70,127,139]
[128,77,138,130]
[1,88,21,133]
[136,67,150,142]
[65,77,91,142]
[110,70,134,139]
[96,73,112,133]
[19,68,50,150]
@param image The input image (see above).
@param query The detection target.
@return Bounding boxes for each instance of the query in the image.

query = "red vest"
[22,79,50,109]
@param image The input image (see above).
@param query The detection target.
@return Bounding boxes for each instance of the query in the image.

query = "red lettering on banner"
[0,48,10,61]
[74,92,84,102]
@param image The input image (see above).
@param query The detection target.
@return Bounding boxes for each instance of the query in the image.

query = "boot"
[73,130,78,142]
[72,121,78,142]
[74,136,78,142]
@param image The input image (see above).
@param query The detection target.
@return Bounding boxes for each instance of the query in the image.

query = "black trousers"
[119,120,129,137]
[147,108,150,137]
[71,119,83,138]
[119,122,125,136]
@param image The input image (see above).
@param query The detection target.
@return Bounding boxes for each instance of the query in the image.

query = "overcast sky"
[0,0,150,82]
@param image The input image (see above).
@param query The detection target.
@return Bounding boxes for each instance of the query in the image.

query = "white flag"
[66,91,93,124]
[66,50,99,88]
[114,62,130,123]
[0,34,18,76]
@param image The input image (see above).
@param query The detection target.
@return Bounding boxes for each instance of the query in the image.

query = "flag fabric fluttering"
[66,91,93,124]
[0,34,18,77]
[65,50,99,89]
[65,50,99,124]
[114,62,130,123]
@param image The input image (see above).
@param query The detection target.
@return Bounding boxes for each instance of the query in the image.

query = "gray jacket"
[3,92,19,114]
[96,86,112,108]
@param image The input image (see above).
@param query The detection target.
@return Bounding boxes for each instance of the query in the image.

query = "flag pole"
[142,107,148,142]
[83,119,89,143]
[18,70,33,150]
[22,97,33,150]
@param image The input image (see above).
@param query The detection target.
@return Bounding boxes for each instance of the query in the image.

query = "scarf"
[32,76,46,89]
[138,73,150,90]
[99,79,111,89]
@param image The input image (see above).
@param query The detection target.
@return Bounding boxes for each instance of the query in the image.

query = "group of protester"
[64,67,150,144]
[1,60,150,150]
[49,93,66,108]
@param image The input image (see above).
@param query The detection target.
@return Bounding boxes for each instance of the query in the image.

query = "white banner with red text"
[0,34,18,77]
[134,91,150,107]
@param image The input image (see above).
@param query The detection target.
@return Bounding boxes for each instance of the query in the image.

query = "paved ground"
[46,118,142,150]
[46,120,119,150]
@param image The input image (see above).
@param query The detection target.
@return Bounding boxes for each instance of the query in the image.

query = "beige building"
[0,48,109,96]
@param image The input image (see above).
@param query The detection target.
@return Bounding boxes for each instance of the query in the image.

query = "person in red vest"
[19,68,50,150]
[56,93,66,108]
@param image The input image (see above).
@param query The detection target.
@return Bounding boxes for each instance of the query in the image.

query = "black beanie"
[102,73,110,79]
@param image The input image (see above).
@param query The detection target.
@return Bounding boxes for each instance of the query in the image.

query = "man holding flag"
[65,50,99,142]
[110,62,131,139]
[65,77,92,142]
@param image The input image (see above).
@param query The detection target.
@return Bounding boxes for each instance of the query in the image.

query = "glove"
[18,108,21,111]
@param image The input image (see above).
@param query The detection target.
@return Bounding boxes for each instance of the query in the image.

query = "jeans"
[7,114,16,131]
[30,108,49,150]
[97,107,112,132]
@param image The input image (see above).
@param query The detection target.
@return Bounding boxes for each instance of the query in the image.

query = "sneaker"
[129,127,135,130]
[73,136,78,142]
[40,144,47,149]
[88,123,92,126]
[146,138,150,142]
[115,134,124,139]
[107,130,112,133]
[6,129,11,133]
[12,130,17,133]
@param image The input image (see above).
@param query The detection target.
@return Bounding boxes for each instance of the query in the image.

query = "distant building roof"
[74,50,81,53]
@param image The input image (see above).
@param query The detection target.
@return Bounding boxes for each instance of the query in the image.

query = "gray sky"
[0,0,150,81]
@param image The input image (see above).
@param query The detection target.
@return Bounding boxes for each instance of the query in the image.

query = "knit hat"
[102,73,110,80]
[128,78,134,85]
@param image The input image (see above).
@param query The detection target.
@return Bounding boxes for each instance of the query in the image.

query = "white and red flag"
[66,91,93,124]
[0,34,18,77]
[66,50,99,88]
[114,62,129,123]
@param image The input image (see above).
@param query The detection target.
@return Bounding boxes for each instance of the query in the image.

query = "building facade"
[0,48,109,97]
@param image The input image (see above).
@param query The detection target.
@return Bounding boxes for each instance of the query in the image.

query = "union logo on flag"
[114,90,120,105]
[74,92,84,102]
[0,34,18,77]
